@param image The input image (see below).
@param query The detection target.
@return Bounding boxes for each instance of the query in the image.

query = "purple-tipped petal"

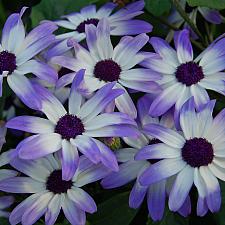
[7,74,41,110]
[6,116,54,134]
[169,166,194,211]
[62,196,86,225]
[143,123,185,148]
[62,140,79,181]
[129,181,147,208]
[199,7,222,24]
[71,135,100,164]
[175,29,193,63]
[101,161,145,188]
[17,60,58,84]
[68,187,97,213]
[147,180,166,221]
[139,158,186,186]
[18,134,62,159]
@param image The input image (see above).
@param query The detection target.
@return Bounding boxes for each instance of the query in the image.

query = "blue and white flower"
[137,98,225,215]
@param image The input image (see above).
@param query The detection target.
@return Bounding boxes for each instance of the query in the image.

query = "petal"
[101,161,145,188]
[139,158,186,186]
[0,196,14,209]
[68,69,85,115]
[7,75,41,110]
[32,82,67,123]
[147,180,166,221]
[176,29,193,63]
[62,140,79,181]
[0,177,45,193]
[190,84,210,110]
[150,37,179,67]
[16,60,58,84]
[129,181,147,208]
[149,83,184,117]
[74,157,111,187]
[115,148,138,162]
[84,112,136,130]
[115,83,137,119]
[71,135,100,164]
[84,124,139,138]
[135,143,181,160]
[22,192,53,225]
[169,166,194,211]
[199,166,221,212]
[96,18,113,59]
[10,157,50,182]
[9,192,43,225]
[2,7,26,53]
[111,20,152,35]
[78,82,123,121]
[18,134,62,159]
[16,35,55,65]
[68,187,97,213]
[6,116,54,134]
[45,194,63,225]
[93,139,119,171]
[199,7,222,24]
[0,169,18,181]
[62,196,86,225]
[143,123,185,148]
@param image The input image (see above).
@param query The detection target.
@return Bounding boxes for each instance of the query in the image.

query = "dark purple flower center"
[55,114,84,140]
[76,18,99,33]
[175,61,204,86]
[58,67,73,78]
[46,170,73,194]
[0,51,17,75]
[94,59,121,82]
[182,138,214,167]
[148,138,162,164]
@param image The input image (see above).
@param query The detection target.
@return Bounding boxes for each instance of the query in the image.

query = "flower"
[0,121,7,151]
[136,98,225,215]
[45,0,152,58]
[51,19,161,118]
[6,69,138,180]
[141,29,225,127]
[101,95,191,220]
[0,7,58,109]
[0,154,111,225]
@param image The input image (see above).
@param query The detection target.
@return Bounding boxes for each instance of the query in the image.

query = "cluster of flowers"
[0,1,225,224]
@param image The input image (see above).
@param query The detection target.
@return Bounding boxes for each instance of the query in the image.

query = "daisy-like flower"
[141,29,225,126]
[46,0,152,58]
[0,154,111,225]
[136,98,225,215]
[0,7,58,109]
[102,95,191,220]
[6,69,138,181]
[52,19,161,118]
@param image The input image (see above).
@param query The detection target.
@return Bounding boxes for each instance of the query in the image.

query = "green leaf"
[30,0,101,26]
[145,0,171,16]
[88,192,138,225]
[0,218,10,225]
[187,0,225,10]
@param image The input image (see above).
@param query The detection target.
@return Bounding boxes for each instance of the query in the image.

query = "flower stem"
[171,0,204,43]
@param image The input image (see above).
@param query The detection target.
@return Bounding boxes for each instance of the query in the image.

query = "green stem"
[190,38,205,51]
[171,0,205,43]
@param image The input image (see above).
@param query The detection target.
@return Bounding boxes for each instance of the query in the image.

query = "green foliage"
[88,192,138,225]
[30,0,101,26]
[187,0,225,10]
[145,0,171,16]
